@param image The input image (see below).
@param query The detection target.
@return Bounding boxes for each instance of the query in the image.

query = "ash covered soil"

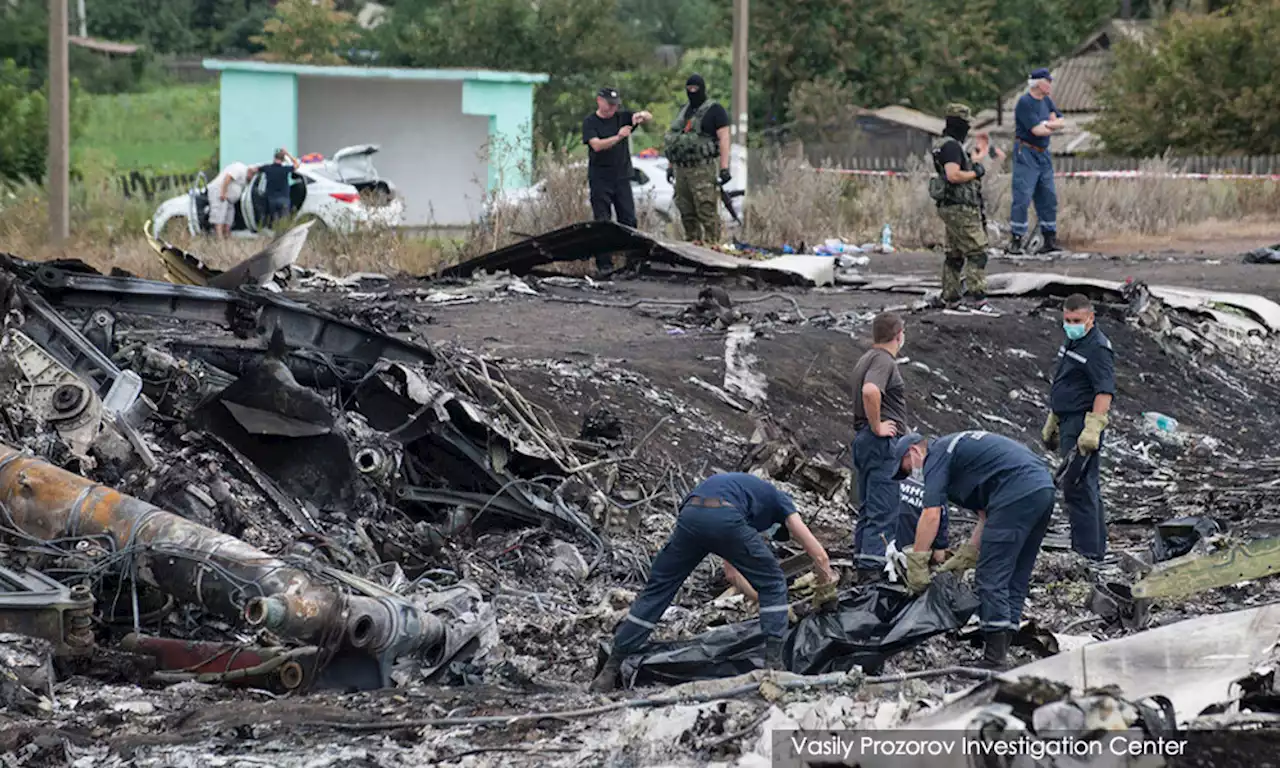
[7,249,1280,767]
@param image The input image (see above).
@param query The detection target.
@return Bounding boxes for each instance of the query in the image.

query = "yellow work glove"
[904,551,933,595]
[811,579,838,613]
[1078,412,1108,454]
[937,542,979,575]
[788,605,798,625]
[1041,412,1060,451]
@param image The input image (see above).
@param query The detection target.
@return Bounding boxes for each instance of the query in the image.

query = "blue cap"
[891,434,925,480]
[1030,67,1052,81]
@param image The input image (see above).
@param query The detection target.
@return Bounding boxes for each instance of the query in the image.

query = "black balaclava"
[943,116,970,142]
[686,74,707,109]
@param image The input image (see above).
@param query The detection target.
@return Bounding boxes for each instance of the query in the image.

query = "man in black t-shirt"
[583,87,652,270]
[257,149,299,229]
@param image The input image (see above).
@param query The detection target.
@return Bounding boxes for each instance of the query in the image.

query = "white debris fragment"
[111,700,156,715]
[723,323,768,406]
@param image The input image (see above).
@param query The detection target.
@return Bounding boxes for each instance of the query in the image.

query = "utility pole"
[49,0,70,245]
[730,0,749,193]
[77,0,87,37]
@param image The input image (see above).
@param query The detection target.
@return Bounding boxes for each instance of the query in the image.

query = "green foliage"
[252,0,359,65]
[73,84,219,179]
[0,60,48,185]
[616,0,730,48]
[750,0,1113,125]
[1094,0,1280,155]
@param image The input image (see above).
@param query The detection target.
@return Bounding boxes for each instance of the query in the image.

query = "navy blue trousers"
[1057,411,1107,560]
[613,504,788,654]
[974,486,1055,632]
[1010,143,1057,236]
[851,428,900,569]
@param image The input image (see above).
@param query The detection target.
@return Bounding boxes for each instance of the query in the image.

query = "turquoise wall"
[462,80,536,192]
[218,70,298,168]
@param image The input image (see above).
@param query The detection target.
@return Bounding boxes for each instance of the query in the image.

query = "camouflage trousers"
[674,161,721,243]
[937,203,988,303]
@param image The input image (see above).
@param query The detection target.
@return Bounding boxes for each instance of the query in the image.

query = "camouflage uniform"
[930,103,989,304]
[665,100,722,243]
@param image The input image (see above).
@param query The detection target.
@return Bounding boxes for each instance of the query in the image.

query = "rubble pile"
[2,226,1280,765]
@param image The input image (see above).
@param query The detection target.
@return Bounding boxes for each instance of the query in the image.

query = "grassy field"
[74,84,219,180]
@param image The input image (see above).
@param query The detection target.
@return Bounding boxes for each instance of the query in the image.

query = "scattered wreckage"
[2,223,1280,765]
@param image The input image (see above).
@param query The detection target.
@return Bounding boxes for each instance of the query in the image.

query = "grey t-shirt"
[852,347,908,432]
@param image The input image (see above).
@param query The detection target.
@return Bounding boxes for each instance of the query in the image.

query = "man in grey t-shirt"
[849,312,909,581]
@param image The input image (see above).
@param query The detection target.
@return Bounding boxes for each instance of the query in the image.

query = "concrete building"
[203,59,549,227]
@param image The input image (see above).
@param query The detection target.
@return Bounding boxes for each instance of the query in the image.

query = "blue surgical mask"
[1064,323,1087,341]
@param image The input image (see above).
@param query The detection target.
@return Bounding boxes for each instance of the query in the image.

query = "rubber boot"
[1006,235,1025,255]
[588,651,624,693]
[978,630,1012,670]
[764,635,785,671]
[1038,231,1059,254]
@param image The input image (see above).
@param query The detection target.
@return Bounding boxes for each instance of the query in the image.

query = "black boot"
[978,630,1012,670]
[588,651,624,692]
[1006,235,1024,255]
[764,636,785,671]
[1037,231,1059,254]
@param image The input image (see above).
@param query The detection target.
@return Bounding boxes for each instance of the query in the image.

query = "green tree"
[0,59,87,187]
[616,0,730,48]
[252,0,359,65]
[1094,0,1280,155]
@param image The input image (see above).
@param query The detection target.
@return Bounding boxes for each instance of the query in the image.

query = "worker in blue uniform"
[588,472,838,692]
[895,475,950,566]
[891,431,1056,668]
[1040,293,1115,571]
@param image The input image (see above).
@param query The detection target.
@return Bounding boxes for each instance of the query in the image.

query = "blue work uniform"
[612,473,794,655]
[1050,325,1116,560]
[895,476,949,553]
[921,431,1056,633]
[1010,92,1059,238]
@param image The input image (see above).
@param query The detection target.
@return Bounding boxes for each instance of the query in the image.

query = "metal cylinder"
[0,442,445,668]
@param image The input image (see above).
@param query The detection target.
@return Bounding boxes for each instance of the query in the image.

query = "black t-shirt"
[693,102,731,138]
[934,139,968,171]
[583,110,636,178]
[260,162,294,199]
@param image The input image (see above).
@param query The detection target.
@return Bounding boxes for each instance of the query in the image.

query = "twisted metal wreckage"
[0,229,614,692]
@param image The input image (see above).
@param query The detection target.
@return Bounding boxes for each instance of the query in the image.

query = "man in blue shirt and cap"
[1041,294,1116,574]
[1008,68,1066,255]
[891,431,1056,669]
[588,472,838,691]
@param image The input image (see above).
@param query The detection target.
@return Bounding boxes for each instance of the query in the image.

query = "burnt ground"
[5,246,1280,767]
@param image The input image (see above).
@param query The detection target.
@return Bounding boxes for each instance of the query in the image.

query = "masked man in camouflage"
[663,74,731,244]
[929,103,1003,310]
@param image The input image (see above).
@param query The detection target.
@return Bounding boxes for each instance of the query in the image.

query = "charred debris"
[3,225,1280,763]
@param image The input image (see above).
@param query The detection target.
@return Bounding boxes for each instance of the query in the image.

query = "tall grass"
[75,84,220,180]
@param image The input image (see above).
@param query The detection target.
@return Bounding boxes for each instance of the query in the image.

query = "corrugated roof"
[870,105,944,136]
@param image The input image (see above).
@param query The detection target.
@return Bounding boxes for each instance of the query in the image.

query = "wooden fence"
[118,169,212,202]
[801,148,1280,176]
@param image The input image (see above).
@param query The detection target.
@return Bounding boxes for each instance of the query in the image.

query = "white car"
[152,148,401,239]
[487,146,747,230]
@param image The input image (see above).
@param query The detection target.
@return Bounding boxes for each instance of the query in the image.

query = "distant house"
[801,105,944,166]
[975,19,1151,155]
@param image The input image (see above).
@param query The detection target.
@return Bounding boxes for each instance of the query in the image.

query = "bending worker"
[1041,293,1115,572]
[663,74,731,244]
[929,103,1002,309]
[849,311,909,583]
[892,431,1056,669]
[589,472,837,692]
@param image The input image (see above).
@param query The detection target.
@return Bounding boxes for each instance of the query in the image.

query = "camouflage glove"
[1078,412,1108,454]
[1041,412,1060,451]
[811,580,838,613]
[937,542,979,575]
[904,551,933,595]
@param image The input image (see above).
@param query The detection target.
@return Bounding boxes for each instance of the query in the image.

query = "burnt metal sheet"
[440,221,830,287]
